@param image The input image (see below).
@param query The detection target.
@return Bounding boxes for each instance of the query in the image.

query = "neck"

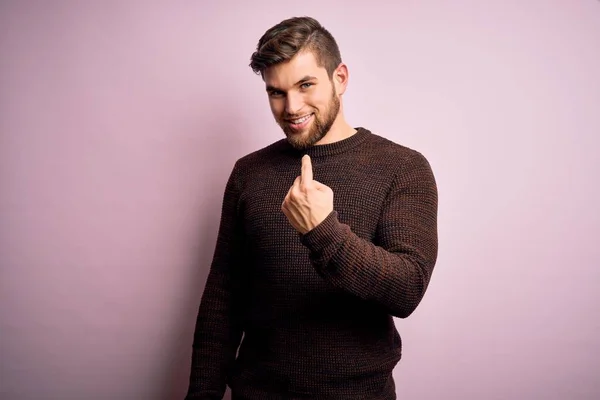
[315,113,356,146]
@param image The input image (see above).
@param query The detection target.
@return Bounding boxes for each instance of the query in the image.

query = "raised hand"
[282,155,334,234]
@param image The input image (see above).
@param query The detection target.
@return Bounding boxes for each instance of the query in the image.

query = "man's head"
[250,17,348,150]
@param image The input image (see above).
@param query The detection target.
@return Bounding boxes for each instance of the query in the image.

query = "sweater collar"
[287,127,370,159]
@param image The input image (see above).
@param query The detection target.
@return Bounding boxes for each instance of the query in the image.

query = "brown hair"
[249,16,342,78]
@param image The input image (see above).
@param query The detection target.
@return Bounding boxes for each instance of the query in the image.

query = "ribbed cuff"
[300,211,348,254]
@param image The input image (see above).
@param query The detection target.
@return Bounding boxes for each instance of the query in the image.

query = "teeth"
[291,114,311,124]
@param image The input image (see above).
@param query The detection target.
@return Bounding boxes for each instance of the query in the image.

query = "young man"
[185,16,438,400]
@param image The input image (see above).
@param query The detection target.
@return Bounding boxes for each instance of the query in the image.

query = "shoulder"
[360,129,437,199]
[227,139,294,189]
[361,128,433,173]
[232,139,290,171]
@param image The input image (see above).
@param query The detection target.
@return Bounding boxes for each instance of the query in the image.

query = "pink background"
[1,1,599,399]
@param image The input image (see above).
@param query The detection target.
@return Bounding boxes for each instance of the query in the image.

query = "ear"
[332,63,349,95]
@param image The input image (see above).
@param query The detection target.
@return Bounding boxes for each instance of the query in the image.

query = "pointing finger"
[301,154,313,185]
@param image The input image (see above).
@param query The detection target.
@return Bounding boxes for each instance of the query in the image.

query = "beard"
[278,86,340,151]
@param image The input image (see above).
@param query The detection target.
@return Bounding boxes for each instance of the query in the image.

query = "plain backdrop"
[1,1,599,399]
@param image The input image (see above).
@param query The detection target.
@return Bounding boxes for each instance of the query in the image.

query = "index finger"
[301,154,313,185]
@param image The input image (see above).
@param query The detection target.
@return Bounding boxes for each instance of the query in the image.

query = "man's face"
[264,51,340,150]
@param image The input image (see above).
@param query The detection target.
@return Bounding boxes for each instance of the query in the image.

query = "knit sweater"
[185,127,438,400]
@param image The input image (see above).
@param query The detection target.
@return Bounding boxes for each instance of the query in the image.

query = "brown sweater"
[185,127,438,400]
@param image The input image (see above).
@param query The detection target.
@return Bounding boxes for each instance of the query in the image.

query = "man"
[185,16,438,400]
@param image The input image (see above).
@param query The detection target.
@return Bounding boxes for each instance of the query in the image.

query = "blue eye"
[300,83,313,89]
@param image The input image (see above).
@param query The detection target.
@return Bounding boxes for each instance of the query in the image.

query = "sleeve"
[185,162,245,399]
[300,151,438,318]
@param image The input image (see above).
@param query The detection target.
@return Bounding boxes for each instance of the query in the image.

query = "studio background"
[1,1,599,399]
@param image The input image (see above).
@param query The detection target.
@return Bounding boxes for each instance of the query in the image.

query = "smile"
[289,114,312,124]
[286,113,314,130]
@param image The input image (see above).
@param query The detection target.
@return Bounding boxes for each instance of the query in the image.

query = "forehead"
[264,51,328,89]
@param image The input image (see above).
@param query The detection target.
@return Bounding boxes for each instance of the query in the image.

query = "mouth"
[285,113,314,131]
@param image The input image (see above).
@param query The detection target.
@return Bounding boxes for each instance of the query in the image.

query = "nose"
[285,91,303,116]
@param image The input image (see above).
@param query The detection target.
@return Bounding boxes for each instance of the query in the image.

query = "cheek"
[310,90,331,109]
[269,99,283,116]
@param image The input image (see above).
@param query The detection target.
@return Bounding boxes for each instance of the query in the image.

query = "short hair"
[249,16,342,78]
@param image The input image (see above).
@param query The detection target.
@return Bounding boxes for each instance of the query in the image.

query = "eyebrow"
[266,75,318,92]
